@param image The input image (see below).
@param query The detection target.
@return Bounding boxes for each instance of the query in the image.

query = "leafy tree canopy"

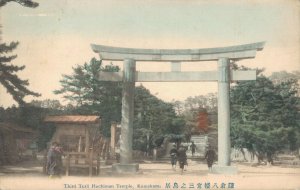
[54,58,122,137]
[133,85,186,151]
[231,72,299,163]
[172,93,217,136]
[55,59,186,152]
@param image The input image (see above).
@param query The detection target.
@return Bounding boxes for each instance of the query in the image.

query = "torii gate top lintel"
[91,41,265,62]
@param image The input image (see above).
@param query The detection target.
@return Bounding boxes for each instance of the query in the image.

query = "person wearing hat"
[46,141,63,178]
[169,144,178,170]
[205,145,216,172]
[190,141,196,157]
[177,145,187,174]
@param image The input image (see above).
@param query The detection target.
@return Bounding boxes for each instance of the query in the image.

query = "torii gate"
[91,42,265,173]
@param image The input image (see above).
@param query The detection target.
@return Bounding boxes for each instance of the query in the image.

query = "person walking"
[46,142,63,178]
[169,144,177,170]
[177,145,187,175]
[54,143,64,176]
[190,141,196,157]
[205,146,216,172]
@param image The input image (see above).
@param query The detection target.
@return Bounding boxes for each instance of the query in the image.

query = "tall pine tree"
[0,42,40,105]
[54,58,123,136]
[0,0,40,105]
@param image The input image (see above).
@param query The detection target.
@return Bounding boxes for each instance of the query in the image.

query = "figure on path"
[190,141,196,157]
[205,146,216,172]
[177,145,187,175]
[46,142,63,178]
[169,144,178,170]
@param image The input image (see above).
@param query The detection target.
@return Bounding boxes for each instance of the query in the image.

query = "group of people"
[46,141,215,177]
[169,142,216,174]
[46,141,64,178]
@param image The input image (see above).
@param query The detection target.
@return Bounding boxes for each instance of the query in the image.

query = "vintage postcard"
[0,0,299,190]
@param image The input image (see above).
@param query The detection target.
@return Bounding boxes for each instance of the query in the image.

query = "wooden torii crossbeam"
[91,42,265,174]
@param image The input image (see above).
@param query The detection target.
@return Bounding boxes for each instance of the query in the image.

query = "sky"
[1,0,299,107]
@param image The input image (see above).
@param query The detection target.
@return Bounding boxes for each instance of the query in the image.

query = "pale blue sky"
[3,1,293,44]
[1,0,299,107]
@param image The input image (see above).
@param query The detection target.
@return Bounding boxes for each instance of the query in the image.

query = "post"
[85,128,90,164]
[96,153,100,175]
[153,148,157,161]
[85,128,90,153]
[120,58,136,164]
[78,136,82,152]
[76,136,82,164]
[43,150,47,174]
[110,122,117,158]
[146,132,150,157]
[217,58,231,166]
[66,153,70,176]
[89,148,93,177]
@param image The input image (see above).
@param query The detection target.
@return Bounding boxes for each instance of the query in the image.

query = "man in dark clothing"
[190,141,196,157]
[169,144,177,170]
[205,147,216,172]
[177,145,187,174]
[46,142,63,178]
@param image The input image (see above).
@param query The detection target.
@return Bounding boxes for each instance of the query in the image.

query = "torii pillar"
[215,57,235,173]
[91,42,265,174]
[120,59,136,163]
[114,59,139,172]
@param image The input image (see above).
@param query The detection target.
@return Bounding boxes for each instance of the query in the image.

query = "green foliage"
[0,101,62,150]
[19,105,55,151]
[183,93,217,113]
[0,0,39,104]
[231,74,300,162]
[26,99,81,150]
[133,85,186,151]
[0,42,40,105]
[174,93,217,135]
[55,58,122,137]
[55,59,187,151]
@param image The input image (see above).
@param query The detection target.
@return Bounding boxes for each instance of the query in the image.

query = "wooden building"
[44,115,102,176]
[44,115,101,153]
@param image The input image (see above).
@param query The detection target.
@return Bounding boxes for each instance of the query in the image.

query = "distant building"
[0,122,38,165]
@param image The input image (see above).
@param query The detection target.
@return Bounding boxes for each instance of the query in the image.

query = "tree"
[269,70,300,96]
[0,42,40,105]
[183,93,217,113]
[269,71,300,151]
[133,85,186,152]
[176,93,217,136]
[30,99,63,110]
[0,0,40,105]
[0,0,38,7]
[54,58,122,137]
[230,74,299,164]
[0,99,68,151]
[171,100,184,115]
[56,61,186,152]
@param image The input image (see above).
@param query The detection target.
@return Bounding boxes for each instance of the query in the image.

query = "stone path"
[0,159,300,190]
